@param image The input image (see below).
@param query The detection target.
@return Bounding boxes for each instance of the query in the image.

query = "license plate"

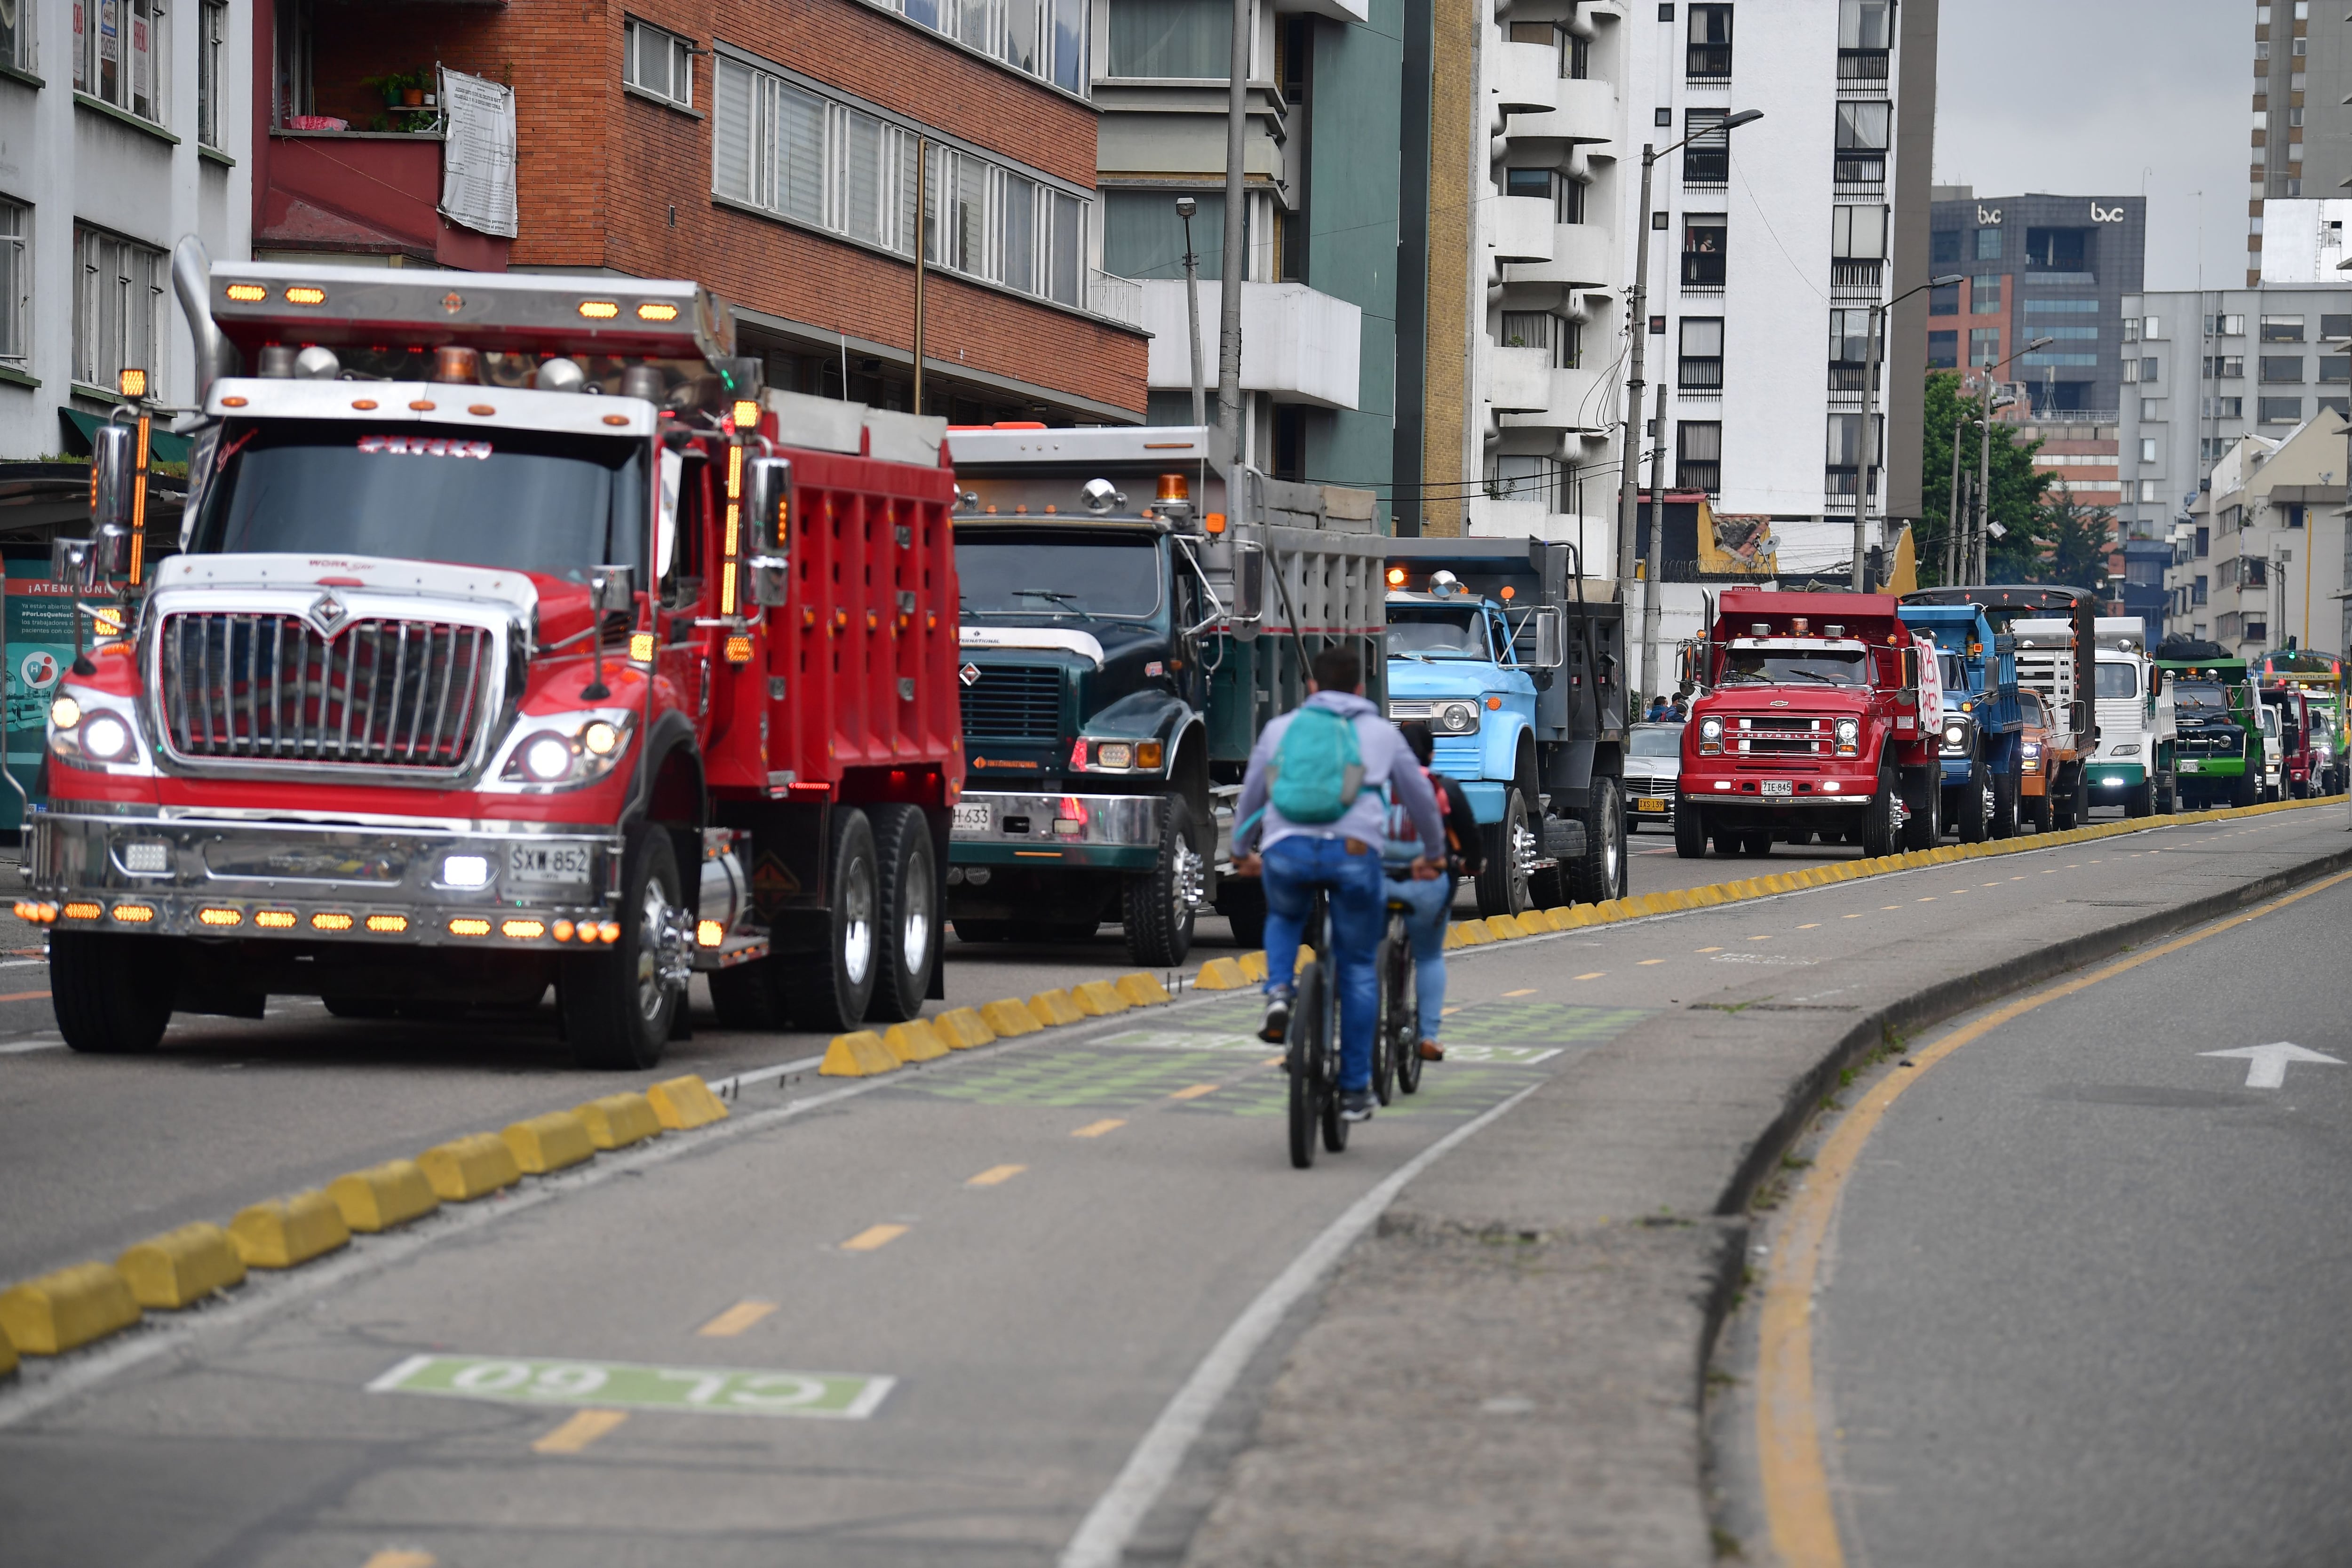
[1637,797,1667,813]
[952,802,993,834]
[508,843,591,889]
[1761,780,1794,796]
[2179,761,2200,772]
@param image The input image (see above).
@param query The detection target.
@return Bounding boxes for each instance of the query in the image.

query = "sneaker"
[1340,1089,1375,1122]
[1259,990,1293,1044]
[1417,1039,1446,1062]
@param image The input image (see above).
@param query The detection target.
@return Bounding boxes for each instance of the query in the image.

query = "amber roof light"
[578,301,620,319]
[637,302,679,321]
[285,286,327,306]
[224,283,268,302]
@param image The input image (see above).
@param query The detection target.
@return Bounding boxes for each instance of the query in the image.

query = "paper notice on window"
[438,67,518,240]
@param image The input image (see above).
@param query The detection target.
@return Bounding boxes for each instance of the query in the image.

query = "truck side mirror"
[85,422,138,580]
[2072,699,2089,734]
[590,565,636,615]
[744,457,793,551]
[1901,646,1920,692]
[51,535,96,592]
[1232,540,1265,624]
[1533,606,1564,669]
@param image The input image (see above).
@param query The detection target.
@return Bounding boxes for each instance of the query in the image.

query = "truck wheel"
[560,824,687,1071]
[778,807,879,1033]
[1476,788,1536,916]
[1675,802,1708,860]
[1900,767,1940,852]
[865,804,938,1024]
[52,931,177,1054]
[1861,770,1900,857]
[2022,791,2051,834]
[2158,771,2178,813]
[1740,831,1772,857]
[1529,814,1579,908]
[2231,766,2258,810]
[1123,796,1200,968]
[1950,758,1990,843]
[2125,780,2152,818]
[1991,762,2019,839]
[1565,778,1626,904]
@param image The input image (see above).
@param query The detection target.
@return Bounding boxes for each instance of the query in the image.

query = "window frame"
[76,0,166,122]
[197,0,228,148]
[72,222,165,395]
[624,16,698,110]
[0,200,25,367]
[1678,315,1724,390]
[1675,419,1723,493]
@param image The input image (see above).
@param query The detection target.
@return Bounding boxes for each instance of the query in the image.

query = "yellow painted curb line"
[1239,950,1269,982]
[1193,956,1248,989]
[416,1133,523,1202]
[329,1160,441,1233]
[1071,979,1131,1016]
[116,1222,245,1309]
[934,1006,998,1048]
[1115,971,1173,1006]
[1028,988,1086,1027]
[0,1262,140,1354]
[882,1019,952,1063]
[821,1029,900,1076]
[575,1093,662,1151]
[503,1111,596,1175]
[1485,914,1529,940]
[230,1190,351,1268]
[1455,920,1493,946]
[649,1074,730,1129]
[979,998,1045,1036]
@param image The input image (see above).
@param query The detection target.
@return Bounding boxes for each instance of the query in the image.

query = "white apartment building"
[2167,416,2347,658]
[0,0,251,457]
[1462,0,1626,553]
[1596,0,1932,583]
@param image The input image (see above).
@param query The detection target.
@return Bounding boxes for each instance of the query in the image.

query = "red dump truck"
[20,243,961,1067]
[1675,589,1940,857]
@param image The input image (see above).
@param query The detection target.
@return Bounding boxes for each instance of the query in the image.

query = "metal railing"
[1088,270,1144,329]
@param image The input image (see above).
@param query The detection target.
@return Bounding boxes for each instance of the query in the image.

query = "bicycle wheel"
[1287,959,1323,1169]
[1392,923,1424,1095]
[1371,925,1398,1107]
[1318,956,1349,1154]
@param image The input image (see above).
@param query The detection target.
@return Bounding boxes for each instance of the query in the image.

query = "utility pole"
[1177,196,1208,429]
[1216,0,1250,464]
[912,137,927,416]
[1944,413,1967,586]
[1639,381,1668,702]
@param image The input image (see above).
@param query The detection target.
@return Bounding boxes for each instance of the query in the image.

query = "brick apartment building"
[251,0,1146,423]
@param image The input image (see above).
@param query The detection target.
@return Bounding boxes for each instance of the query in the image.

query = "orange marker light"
[552,919,576,942]
[725,634,754,664]
[732,400,760,430]
[636,302,680,321]
[311,912,354,931]
[365,914,409,933]
[198,907,244,927]
[284,287,327,306]
[1486,695,1503,710]
[111,904,156,923]
[578,300,620,319]
[61,902,102,922]
[1386,566,1407,587]
[224,283,268,302]
[117,367,149,398]
[696,920,725,947]
[501,919,547,940]
[1499,585,1516,601]
[255,909,297,929]
[629,632,656,662]
[448,917,492,937]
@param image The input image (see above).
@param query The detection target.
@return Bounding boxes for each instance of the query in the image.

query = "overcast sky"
[1935,0,2247,291]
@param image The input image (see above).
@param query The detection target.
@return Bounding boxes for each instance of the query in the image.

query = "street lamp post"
[1850,273,1963,591]
[1176,196,1208,430]
[1966,334,2055,584]
[1619,108,1759,703]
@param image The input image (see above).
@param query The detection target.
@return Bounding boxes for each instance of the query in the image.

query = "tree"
[1916,371,2053,587]
[2028,493,2119,593]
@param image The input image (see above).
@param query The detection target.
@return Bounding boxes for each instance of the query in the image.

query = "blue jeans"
[1261,834,1385,1092]
[1382,873,1451,1044]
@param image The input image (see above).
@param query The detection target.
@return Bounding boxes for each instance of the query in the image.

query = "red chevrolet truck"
[19,243,961,1067]
[1674,589,1940,858]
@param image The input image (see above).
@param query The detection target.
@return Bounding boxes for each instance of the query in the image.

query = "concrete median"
[0,1261,141,1354]
[230,1191,351,1269]
[116,1223,245,1309]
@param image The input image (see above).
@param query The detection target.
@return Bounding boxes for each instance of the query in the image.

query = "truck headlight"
[1834,716,1859,754]
[81,713,135,762]
[1437,701,1480,734]
[2021,740,2042,758]
[1698,715,1723,755]
[49,696,81,731]
[521,733,577,781]
[495,710,635,789]
[2111,742,2141,756]
[1941,720,1969,751]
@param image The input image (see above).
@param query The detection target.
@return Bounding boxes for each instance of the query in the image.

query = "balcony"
[1136,280,1361,409]
[1505,75,1619,146]
[1686,44,1732,84]
[1680,251,1726,291]
[1496,366,1612,433]
[1488,346,1554,412]
[1837,48,1890,94]
[259,130,509,270]
[1496,41,1560,117]
[1830,259,1883,294]
[1492,196,1557,265]
[1505,223,1614,293]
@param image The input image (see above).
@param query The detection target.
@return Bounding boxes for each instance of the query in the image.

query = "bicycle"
[1287,887,1349,1169]
[1377,897,1422,1101]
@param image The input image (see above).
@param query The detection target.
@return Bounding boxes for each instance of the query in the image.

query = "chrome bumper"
[949,789,1167,872]
[24,808,624,949]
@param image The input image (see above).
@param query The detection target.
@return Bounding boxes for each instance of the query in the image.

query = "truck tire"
[1123,795,1200,968]
[865,804,938,1024]
[1740,831,1772,857]
[52,931,176,1054]
[1901,765,1941,851]
[1991,760,2019,839]
[777,807,879,1033]
[1565,777,1627,905]
[1475,788,1535,916]
[2158,771,2178,813]
[2022,789,2051,834]
[1861,769,1900,857]
[2125,779,2152,818]
[1950,757,1990,843]
[1675,802,1708,860]
[1529,814,1581,908]
[560,824,686,1070]
[2232,765,2258,809]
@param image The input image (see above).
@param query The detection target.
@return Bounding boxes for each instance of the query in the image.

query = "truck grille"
[157,612,496,772]
[960,663,1062,742]
[2177,728,2242,756]
[1623,771,1677,796]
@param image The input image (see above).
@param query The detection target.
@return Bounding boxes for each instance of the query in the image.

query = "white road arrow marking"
[2199,1042,2345,1090]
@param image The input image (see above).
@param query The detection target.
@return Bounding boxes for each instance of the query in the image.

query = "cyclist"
[1232,645,1445,1122]
[1383,720,1480,1062]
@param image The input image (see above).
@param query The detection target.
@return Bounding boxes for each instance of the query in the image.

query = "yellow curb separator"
[1239,950,1269,982]
[648,1074,730,1130]
[1071,979,1131,1016]
[1484,914,1529,940]
[1193,956,1248,989]
[933,1006,999,1047]
[503,1111,596,1175]
[575,1093,662,1151]
[882,1019,952,1063]
[979,997,1045,1036]
[328,1159,441,1233]
[0,1261,140,1355]
[1028,988,1087,1027]
[820,1030,900,1076]
[229,1190,351,1268]
[416,1133,523,1202]
[116,1222,245,1309]
[1114,971,1173,1006]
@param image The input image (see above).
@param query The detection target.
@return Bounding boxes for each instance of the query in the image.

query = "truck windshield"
[2096,663,2139,699]
[957,532,1163,620]
[1389,610,1491,658]
[1939,652,1966,691]
[1719,647,1869,685]
[2172,681,2229,710]
[1629,725,1683,757]
[188,421,646,585]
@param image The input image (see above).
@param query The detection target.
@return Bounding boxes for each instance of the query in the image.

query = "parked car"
[1624,721,1685,831]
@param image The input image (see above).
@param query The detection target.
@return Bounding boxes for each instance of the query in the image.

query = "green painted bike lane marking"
[368,1353,894,1418]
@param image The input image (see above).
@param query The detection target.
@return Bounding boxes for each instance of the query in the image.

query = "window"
[2023,227,2088,271]
[2191,574,2209,604]
[1502,311,1580,369]
[2321,354,2351,382]
[2261,314,2305,342]
[1929,283,1958,316]
[2195,527,2209,559]
[1686,4,1732,80]
[1825,412,1880,493]
[1831,204,1886,260]
[2259,355,2304,382]
[1504,167,1552,201]
[624,18,696,107]
[0,201,22,367]
[1681,216,1726,287]
[2205,355,2245,379]
[2321,397,2350,420]
[891,0,1087,92]
[1969,326,2000,364]
[2207,312,2246,336]
[1494,454,1566,509]
[1970,274,2002,313]
[0,0,24,72]
[2282,502,2306,528]
[1974,227,2002,260]
[1568,34,1589,78]
[2259,396,2304,422]
[1107,0,1226,79]
[2139,437,2158,463]
[1928,330,1958,368]
[2203,396,2243,418]
[196,0,228,147]
[2294,34,2308,55]
[73,225,163,393]
[1931,229,1962,265]
[1679,316,1724,390]
[712,53,1087,308]
[1683,109,1731,184]
[1556,176,1584,224]
[2138,356,2159,382]
[2023,296,2097,313]
[76,0,164,120]
[1834,101,1889,183]
[1828,308,1875,364]
[1838,0,1889,48]
[2322,314,2352,341]
[1677,420,1722,492]
[2140,398,2163,420]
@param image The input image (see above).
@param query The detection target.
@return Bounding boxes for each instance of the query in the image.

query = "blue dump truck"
[1898,601,2025,841]
[1380,539,1629,916]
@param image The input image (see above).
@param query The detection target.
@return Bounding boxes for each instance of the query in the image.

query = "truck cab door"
[657,447,715,728]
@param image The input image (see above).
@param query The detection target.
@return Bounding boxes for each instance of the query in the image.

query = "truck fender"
[1082,688,1196,748]
[624,709,707,870]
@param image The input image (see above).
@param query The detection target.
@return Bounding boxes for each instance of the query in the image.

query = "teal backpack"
[1269,707,1366,823]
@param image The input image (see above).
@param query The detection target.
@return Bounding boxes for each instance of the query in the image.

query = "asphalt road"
[1725,854,2352,1567]
[2,804,2336,1568]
